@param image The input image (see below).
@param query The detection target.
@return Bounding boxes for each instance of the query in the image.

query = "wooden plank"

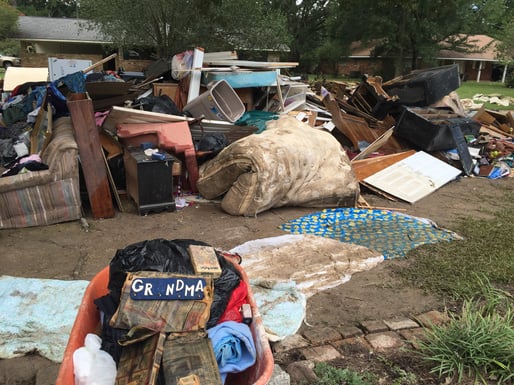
[352,150,416,181]
[102,149,124,212]
[351,127,394,161]
[67,94,115,219]
[203,51,238,61]
[82,53,117,73]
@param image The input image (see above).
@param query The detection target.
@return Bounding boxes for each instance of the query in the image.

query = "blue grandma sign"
[130,277,207,300]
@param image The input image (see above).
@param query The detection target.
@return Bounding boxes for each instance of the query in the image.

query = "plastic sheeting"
[0,275,89,362]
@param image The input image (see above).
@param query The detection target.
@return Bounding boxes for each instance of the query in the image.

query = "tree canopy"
[12,0,78,18]
[324,0,486,77]
[0,1,19,50]
[6,0,512,77]
[80,0,291,58]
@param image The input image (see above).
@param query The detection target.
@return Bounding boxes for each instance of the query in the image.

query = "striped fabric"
[0,117,82,229]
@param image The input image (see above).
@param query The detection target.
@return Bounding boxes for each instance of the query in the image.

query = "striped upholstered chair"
[0,116,82,228]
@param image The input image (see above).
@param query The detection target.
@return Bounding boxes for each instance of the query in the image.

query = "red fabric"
[217,279,248,324]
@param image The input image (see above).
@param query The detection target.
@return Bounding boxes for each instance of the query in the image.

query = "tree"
[80,0,291,59]
[270,0,331,73]
[464,0,514,38]
[327,0,484,78]
[0,1,19,41]
[12,0,78,18]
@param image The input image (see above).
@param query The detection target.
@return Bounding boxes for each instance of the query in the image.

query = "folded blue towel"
[207,321,256,384]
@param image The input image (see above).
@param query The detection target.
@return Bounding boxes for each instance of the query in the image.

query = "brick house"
[337,34,510,83]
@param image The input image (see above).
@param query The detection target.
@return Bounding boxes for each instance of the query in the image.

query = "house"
[437,34,508,83]
[337,34,510,83]
[13,16,154,72]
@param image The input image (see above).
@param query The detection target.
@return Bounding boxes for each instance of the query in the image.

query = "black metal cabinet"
[124,148,176,215]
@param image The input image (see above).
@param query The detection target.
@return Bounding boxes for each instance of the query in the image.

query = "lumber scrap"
[473,107,514,137]
[351,150,417,181]
[67,93,115,219]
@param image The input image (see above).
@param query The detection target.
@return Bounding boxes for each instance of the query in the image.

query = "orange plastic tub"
[56,257,274,385]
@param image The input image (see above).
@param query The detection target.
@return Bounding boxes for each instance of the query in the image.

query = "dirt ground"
[0,175,512,385]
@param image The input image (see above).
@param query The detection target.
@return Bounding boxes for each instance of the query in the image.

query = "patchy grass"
[313,362,376,385]
[396,188,514,301]
[456,81,514,99]
[456,81,514,111]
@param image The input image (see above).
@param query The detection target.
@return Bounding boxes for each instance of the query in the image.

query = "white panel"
[363,151,462,203]
[48,57,92,81]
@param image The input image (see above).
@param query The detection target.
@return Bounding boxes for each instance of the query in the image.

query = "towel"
[207,321,256,383]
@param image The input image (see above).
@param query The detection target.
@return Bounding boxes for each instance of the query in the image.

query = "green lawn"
[456,81,514,110]
[456,81,514,99]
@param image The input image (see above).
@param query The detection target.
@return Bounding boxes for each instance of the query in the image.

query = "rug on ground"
[280,208,462,259]
[0,276,89,362]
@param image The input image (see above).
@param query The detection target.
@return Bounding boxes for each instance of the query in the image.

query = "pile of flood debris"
[1,51,513,220]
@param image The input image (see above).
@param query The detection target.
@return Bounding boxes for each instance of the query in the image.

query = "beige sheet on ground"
[197,115,359,216]
[230,234,384,299]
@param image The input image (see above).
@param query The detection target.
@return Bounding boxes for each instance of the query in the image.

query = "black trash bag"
[139,94,183,116]
[107,238,241,325]
[108,238,202,299]
[196,133,228,153]
[93,293,127,364]
[196,133,228,164]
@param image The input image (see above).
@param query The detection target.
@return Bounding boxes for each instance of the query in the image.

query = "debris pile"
[1,52,513,225]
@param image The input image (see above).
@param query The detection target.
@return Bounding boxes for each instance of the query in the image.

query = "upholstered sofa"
[0,116,82,228]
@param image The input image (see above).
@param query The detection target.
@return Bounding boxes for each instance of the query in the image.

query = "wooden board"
[188,245,221,278]
[351,150,416,181]
[67,94,115,219]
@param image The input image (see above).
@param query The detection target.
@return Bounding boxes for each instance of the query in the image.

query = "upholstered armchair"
[0,116,82,228]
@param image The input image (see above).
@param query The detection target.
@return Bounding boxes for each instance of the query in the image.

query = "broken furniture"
[347,75,398,120]
[124,148,177,215]
[394,106,481,151]
[382,64,461,106]
[472,107,514,137]
[197,115,360,216]
[116,121,199,192]
[0,117,82,229]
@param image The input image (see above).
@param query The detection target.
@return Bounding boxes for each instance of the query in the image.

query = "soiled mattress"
[197,115,359,216]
